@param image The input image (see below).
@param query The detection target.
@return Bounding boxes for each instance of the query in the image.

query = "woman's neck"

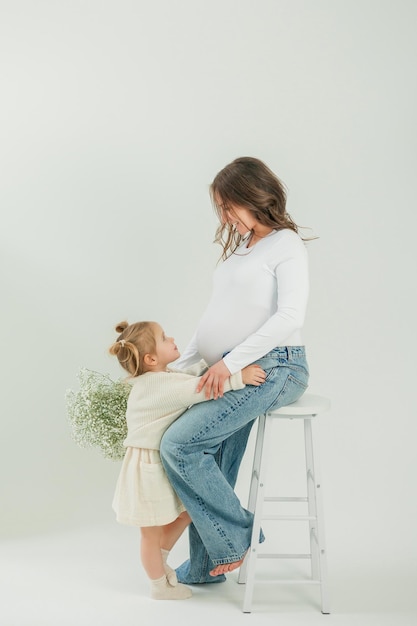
[246,226,274,247]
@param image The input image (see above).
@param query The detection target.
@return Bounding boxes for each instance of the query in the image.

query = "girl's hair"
[108,321,157,377]
[210,156,303,259]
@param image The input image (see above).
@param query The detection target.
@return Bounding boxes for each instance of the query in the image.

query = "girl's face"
[153,324,180,367]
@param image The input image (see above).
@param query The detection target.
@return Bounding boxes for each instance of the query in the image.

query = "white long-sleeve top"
[123,361,245,450]
[175,229,309,375]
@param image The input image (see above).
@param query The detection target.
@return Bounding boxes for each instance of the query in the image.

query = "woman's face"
[216,196,257,236]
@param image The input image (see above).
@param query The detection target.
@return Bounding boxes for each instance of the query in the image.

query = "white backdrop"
[1,0,416,616]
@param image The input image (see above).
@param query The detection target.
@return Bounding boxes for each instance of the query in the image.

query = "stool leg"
[304,418,320,582]
[241,413,273,613]
[304,418,330,614]
[238,414,264,585]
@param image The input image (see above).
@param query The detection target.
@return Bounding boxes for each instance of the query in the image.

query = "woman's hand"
[241,365,266,386]
[196,359,231,399]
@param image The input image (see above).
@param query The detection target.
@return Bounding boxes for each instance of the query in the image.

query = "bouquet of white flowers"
[66,368,131,461]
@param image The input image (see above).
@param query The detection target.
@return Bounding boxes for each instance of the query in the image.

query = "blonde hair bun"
[115,321,129,333]
[109,320,157,377]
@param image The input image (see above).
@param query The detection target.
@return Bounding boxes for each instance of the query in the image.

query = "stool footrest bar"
[258,553,311,560]
[254,579,321,585]
[262,514,317,521]
[265,497,308,502]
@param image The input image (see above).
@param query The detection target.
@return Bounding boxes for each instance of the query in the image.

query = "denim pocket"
[267,373,308,412]
[263,366,279,383]
[286,373,308,392]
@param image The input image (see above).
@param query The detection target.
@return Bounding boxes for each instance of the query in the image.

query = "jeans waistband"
[269,346,306,359]
[252,346,306,370]
[222,346,306,370]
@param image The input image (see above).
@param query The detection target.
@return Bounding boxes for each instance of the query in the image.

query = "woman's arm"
[223,243,309,374]
[198,233,309,397]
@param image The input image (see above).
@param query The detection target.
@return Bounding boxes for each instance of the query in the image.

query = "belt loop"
[286,347,291,360]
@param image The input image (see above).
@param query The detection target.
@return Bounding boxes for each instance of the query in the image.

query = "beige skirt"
[112,447,186,527]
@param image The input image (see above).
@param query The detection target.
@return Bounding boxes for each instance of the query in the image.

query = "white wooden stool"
[238,393,331,614]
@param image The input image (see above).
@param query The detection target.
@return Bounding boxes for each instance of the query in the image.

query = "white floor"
[1,522,416,626]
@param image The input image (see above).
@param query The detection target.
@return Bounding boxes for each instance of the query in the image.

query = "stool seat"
[269,393,331,417]
[239,392,330,614]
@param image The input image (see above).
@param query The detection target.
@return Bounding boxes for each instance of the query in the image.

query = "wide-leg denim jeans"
[160,347,309,583]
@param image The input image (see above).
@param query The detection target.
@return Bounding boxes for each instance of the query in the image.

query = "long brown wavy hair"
[210,156,303,260]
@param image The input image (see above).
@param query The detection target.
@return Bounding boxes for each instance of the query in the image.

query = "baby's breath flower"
[66,368,131,461]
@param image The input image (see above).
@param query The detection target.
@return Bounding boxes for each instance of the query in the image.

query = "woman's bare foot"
[209,552,247,577]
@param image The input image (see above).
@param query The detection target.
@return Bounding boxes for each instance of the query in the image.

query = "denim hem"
[210,545,249,567]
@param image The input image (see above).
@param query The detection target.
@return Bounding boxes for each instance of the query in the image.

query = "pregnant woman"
[160,156,310,583]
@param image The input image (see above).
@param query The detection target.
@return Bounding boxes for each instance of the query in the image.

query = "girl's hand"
[242,365,266,386]
[196,359,231,399]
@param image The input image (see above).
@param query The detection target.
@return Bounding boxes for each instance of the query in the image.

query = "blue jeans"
[160,347,309,583]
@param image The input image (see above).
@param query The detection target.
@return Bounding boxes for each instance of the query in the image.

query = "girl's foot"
[161,548,177,586]
[150,575,192,600]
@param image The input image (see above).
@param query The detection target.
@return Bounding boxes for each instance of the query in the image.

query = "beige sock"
[161,548,177,586]
[150,574,192,600]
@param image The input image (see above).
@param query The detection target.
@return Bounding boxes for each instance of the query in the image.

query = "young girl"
[109,320,265,600]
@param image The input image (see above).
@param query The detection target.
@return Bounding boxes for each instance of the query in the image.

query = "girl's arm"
[174,370,245,408]
[175,365,265,406]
